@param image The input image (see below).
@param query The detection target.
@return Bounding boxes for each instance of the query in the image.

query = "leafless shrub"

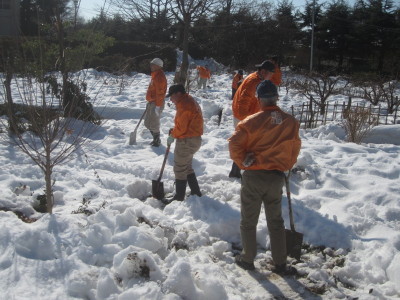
[381,81,400,114]
[281,77,296,94]
[359,83,384,106]
[342,106,376,144]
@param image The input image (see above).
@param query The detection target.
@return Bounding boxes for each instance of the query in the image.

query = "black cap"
[257,80,278,99]
[238,69,244,75]
[166,84,186,97]
[255,60,275,73]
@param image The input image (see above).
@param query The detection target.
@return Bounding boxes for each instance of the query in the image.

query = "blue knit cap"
[257,80,278,99]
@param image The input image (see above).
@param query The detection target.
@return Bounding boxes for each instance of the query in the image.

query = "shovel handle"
[284,171,296,232]
[133,104,148,133]
[157,143,171,182]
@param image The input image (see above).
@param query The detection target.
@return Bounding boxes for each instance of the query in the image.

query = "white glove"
[155,106,161,116]
[242,152,255,167]
[167,135,175,146]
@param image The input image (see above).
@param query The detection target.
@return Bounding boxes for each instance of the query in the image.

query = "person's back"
[231,72,261,121]
[229,107,300,171]
[173,93,203,138]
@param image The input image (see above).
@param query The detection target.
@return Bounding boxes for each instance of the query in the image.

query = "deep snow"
[0,66,399,300]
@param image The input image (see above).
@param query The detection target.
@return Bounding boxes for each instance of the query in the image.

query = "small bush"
[342,106,375,144]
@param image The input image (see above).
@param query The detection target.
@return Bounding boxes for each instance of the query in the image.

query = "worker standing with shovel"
[144,58,167,147]
[164,84,203,202]
[228,80,301,275]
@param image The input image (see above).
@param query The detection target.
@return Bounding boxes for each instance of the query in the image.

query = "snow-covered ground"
[0,67,399,299]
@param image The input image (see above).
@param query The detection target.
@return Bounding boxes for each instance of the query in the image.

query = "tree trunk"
[55,5,68,109]
[175,14,190,84]
[45,148,53,214]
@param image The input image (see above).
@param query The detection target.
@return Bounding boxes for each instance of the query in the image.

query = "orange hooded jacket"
[197,66,211,79]
[146,69,167,107]
[228,106,301,172]
[171,93,204,139]
[232,73,243,90]
[270,65,282,86]
[232,72,262,121]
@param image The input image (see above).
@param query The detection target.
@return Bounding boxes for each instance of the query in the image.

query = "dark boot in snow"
[171,179,187,201]
[272,264,297,276]
[150,132,161,147]
[229,162,242,178]
[149,131,154,145]
[187,173,202,197]
[235,255,255,270]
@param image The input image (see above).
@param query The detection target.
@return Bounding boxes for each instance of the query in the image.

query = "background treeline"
[12,0,400,75]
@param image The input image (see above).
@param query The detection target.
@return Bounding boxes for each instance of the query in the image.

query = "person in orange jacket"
[269,56,282,87]
[165,84,204,202]
[196,64,211,89]
[231,69,244,99]
[229,60,275,178]
[228,80,301,275]
[144,58,167,147]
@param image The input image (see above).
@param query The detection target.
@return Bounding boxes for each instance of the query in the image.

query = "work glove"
[167,135,175,147]
[242,152,255,167]
[155,106,161,116]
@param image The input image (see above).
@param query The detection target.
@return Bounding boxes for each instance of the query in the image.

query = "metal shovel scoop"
[152,144,171,200]
[284,172,303,260]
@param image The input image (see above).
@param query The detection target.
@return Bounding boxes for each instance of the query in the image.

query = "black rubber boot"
[187,173,202,197]
[149,131,154,145]
[172,179,187,201]
[229,162,242,178]
[150,132,161,147]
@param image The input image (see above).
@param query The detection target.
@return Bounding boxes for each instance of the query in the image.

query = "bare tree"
[0,74,102,214]
[112,0,171,20]
[214,0,235,16]
[292,71,346,115]
[0,0,106,214]
[382,81,400,114]
[169,0,216,84]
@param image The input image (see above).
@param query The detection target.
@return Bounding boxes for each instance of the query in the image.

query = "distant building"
[0,0,20,36]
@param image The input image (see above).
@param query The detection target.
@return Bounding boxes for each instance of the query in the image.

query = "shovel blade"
[152,180,164,200]
[285,229,303,260]
[129,131,137,145]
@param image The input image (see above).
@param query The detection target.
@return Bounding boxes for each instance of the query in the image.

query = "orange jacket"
[171,93,204,139]
[197,66,211,79]
[232,72,262,121]
[228,106,301,172]
[270,65,282,86]
[232,73,243,89]
[146,69,167,107]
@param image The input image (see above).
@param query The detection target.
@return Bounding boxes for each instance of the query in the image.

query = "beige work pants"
[144,102,163,134]
[174,136,202,180]
[240,169,287,265]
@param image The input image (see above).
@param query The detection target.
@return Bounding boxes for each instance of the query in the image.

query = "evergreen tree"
[318,0,352,71]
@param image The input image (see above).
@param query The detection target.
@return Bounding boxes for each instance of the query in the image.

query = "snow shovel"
[152,144,171,200]
[129,105,148,145]
[284,172,303,260]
